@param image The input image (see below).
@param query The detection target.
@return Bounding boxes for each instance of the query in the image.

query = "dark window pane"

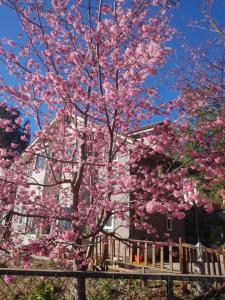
[35,155,46,169]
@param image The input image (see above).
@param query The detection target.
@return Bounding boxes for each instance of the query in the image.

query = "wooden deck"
[93,236,225,275]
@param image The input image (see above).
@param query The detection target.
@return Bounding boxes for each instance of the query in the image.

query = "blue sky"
[0,0,224,126]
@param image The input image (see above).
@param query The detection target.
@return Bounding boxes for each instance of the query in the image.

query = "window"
[59,219,72,231]
[18,208,26,225]
[86,142,97,157]
[113,153,119,161]
[26,217,33,227]
[27,161,33,176]
[26,217,36,233]
[41,224,51,235]
[167,216,172,231]
[59,207,72,231]
[19,215,26,225]
[104,151,119,161]
[35,154,46,170]
[66,141,77,157]
[104,216,114,230]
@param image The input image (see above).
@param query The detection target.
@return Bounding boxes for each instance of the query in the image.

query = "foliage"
[28,280,59,300]
[87,279,164,300]
[88,280,116,300]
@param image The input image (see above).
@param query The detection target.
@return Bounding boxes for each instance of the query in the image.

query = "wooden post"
[189,248,193,274]
[94,237,98,266]
[179,238,187,294]
[169,245,173,271]
[205,250,210,275]
[130,242,133,264]
[99,235,102,260]
[111,238,115,260]
[109,238,113,260]
[124,243,127,263]
[117,240,120,260]
[160,245,164,270]
[101,235,109,267]
[137,242,140,265]
[179,238,185,273]
[217,252,222,276]
[152,243,156,268]
[144,242,148,266]
[211,251,216,275]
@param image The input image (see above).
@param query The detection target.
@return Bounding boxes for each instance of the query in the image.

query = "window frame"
[35,154,46,170]
[103,215,114,230]
[112,153,119,161]
[166,215,172,232]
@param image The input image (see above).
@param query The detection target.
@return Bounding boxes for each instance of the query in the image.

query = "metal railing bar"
[0,268,224,282]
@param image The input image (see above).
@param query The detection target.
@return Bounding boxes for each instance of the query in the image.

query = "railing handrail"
[181,242,224,253]
[106,236,224,254]
[107,236,179,247]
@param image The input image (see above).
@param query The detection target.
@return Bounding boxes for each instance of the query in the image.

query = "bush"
[28,280,59,300]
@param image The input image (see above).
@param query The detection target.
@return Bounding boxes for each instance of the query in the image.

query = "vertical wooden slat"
[160,245,164,270]
[189,248,193,274]
[185,247,188,269]
[152,243,156,268]
[99,236,102,260]
[211,251,216,275]
[205,251,210,275]
[179,239,187,274]
[217,252,222,275]
[130,242,133,264]
[91,238,94,264]
[169,245,173,271]
[109,237,113,260]
[117,240,120,260]
[137,242,140,265]
[144,242,148,266]
[111,238,114,260]
[124,243,127,262]
[95,236,98,265]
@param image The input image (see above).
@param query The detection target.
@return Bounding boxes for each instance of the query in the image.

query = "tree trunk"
[73,276,86,300]
[73,259,87,300]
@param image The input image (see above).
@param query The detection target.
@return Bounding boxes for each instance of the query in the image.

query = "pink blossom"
[15,117,22,125]
[4,275,15,284]
[5,127,13,133]
[11,143,18,148]
[62,231,76,242]
[173,190,181,198]
[8,40,16,47]
[21,135,28,142]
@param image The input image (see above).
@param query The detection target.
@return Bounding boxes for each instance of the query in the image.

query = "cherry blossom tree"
[0,0,213,298]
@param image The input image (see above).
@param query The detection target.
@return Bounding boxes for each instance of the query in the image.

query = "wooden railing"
[180,242,225,275]
[93,235,225,275]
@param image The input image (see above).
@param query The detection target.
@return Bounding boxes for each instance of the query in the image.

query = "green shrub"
[28,280,59,300]
[88,280,117,300]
